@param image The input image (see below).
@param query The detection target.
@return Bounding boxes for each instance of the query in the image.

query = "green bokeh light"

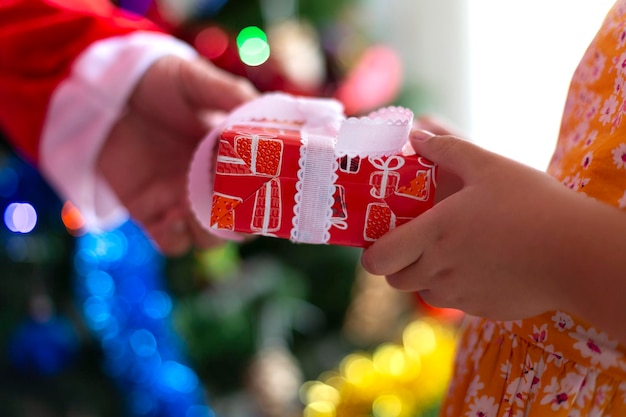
[236,26,270,66]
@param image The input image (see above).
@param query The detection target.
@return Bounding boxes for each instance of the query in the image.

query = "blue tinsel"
[73,220,214,417]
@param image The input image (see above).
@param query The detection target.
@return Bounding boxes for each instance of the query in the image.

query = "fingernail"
[411,129,435,142]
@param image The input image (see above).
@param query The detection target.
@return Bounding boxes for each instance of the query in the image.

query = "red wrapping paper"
[189,93,437,248]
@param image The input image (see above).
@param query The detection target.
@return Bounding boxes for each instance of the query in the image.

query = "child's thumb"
[410,130,486,178]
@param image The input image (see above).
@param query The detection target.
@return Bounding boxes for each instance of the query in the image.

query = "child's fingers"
[361,210,437,281]
[410,133,491,181]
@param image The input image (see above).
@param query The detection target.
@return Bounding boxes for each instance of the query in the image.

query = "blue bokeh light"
[130,329,158,357]
[4,202,37,233]
[83,296,111,330]
[86,270,115,298]
[143,290,172,319]
[159,361,199,394]
[73,220,209,416]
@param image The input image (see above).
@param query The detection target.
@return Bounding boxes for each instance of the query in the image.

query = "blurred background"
[0,0,616,416]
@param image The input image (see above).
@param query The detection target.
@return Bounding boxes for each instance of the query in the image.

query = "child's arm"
[361,132,626,346]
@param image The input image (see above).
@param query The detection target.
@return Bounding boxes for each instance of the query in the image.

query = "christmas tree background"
[0,1,461,416]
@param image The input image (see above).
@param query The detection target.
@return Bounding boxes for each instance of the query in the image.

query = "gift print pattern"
[368,155,405,198]
[330,185,349,230]
[396,169,432,201]
[216,140,254,175]
[251,178,281,234]
[363,202,395,241]
[211,193,242,230]
[339,155,361,173]
[331,185,347,220]
[235,133,283,176]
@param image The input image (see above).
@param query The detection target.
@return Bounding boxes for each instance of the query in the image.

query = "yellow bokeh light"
[304,401,336,417]
[301,381,341,406]
[372,395,402,417]
[341,354,375,387]
[403,320,437,357]
[373,344,406,377]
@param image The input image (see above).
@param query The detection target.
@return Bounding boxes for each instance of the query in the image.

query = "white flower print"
[585,95,602,121]
[466,395,498,417]
[481,321,495,344]
[581,151,593,169]
[467,374,485,399]
[499,319,523,332]
[540,373,584,411]
[618,190,626,208]
[584,130,598,146]
[599,94,619,125]
[562,173,590,191]
[618,26,626,49]
[568,120,591,147]
[619,381,626,402]
[612,143,626,168]
[615,50,626,76]
[504,374,531,409]
[544,348,564,367]
[500,360,512,380]
[531,357,546,396]
[574,372,595,408]
[530,324,548,345]
[592,383,612,410]
[584,50,606,83]
[471,345,485,370]
[615,73,626,97]
[552,311,574,332]
[570,325,620,368]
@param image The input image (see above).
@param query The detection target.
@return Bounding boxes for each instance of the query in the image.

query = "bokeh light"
[61,200,86,236]
[402,320,436,358]
[143,290,172,319]
[373,344,408,377]
[236,26,270,66]
[86,270,115,298]
[301,318,458,417]
[130,329,158,357]
[304,400,336,417]
[194,26,229,59]
[72,220,209,414]
[159,361,199,394]
[4,202,37,233]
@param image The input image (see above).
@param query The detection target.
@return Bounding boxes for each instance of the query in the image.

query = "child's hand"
[97,56,257,256]
[411,116,464,204]
[361,133,616,321]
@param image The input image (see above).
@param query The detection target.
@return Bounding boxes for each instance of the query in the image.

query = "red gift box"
[189,93,437,248]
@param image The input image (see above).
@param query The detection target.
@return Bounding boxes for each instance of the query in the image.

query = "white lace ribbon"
[188,93,414,244]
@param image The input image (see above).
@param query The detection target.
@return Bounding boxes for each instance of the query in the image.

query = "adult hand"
[361,132,626,323]
[97,55,257,256]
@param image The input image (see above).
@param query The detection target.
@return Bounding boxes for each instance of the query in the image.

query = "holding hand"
[97,56,257,256]
[361,130,626,334]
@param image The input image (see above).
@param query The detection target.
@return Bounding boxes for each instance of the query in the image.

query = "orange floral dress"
[440,2,626,416]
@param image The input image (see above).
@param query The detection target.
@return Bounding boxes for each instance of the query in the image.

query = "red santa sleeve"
[0,1,198,230]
